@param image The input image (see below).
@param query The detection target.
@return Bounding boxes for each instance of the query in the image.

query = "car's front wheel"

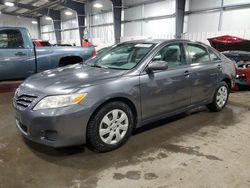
[207,81,229,112]
[86,101,134,152]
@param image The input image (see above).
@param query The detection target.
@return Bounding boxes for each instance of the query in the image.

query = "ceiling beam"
[0,0,62,17]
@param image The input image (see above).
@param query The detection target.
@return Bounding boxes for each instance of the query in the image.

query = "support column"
[218,0,224,31]
[63,0,85,45]
[111,0,122,44]
[77,12,85,43]
[50,11,62,43]
[37,18,42,39]
[176,0,186,39]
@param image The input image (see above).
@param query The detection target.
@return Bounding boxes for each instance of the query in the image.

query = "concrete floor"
[0,91,250,188]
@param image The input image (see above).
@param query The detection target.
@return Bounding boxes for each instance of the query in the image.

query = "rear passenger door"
[0,29,35,80]
[186,43,221,105]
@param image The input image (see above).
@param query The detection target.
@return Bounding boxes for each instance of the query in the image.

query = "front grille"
[15,94,38,110]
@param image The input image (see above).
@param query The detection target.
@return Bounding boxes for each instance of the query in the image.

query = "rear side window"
[0,29,24,49]
[187,44,210,64]
[209,49,221,61]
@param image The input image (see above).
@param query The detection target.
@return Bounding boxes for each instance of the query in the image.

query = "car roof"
[123,39,192,45]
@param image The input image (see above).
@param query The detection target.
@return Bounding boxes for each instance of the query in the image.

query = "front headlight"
[33,93,87,111]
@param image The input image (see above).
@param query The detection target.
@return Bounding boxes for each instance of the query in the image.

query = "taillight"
[92,50,97,57]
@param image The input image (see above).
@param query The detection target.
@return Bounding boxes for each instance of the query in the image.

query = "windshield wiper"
[89,64,108,69]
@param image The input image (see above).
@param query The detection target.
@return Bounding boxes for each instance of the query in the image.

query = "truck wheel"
[207,81,229,112]
[86,102,134,152]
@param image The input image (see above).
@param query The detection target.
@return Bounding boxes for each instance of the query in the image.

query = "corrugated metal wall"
[0,14,39,39]
[183,0,250,44]
[122,0,176,41]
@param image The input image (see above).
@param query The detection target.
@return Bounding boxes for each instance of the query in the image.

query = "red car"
[208,35,250,87]
[237,63,250,86]
[32,39,51,47]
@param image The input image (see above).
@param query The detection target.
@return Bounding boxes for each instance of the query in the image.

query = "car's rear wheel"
[86,101,134,152]
[207,81,229,112]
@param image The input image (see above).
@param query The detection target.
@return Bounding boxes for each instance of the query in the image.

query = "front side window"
[85,43,155,70]
[151,43,187,68]
[0,30,24,49]
[187,44,210,64]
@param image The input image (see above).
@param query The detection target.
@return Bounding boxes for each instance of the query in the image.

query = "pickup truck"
[0,27,96,80]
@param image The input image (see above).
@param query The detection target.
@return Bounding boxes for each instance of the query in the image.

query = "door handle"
[15,52,27,56]
[217,64,222,70]
[184,70,190,78]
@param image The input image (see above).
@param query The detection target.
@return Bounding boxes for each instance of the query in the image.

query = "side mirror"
[146,61,168,72]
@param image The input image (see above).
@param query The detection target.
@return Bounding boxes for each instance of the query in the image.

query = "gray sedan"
[13,39,236,152]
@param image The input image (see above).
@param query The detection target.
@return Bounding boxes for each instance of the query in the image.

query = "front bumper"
[14,104,92,147]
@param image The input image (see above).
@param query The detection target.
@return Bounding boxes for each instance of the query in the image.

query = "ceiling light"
[93,3,103,8]
[32,20,38,24]
[65,11,73,16]
[45,16,52,21]
[4,2,14,7]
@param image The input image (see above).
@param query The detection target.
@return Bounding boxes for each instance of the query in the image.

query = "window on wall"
[187,44,210,64]
[0,30,24,48]
[152,44,187,68]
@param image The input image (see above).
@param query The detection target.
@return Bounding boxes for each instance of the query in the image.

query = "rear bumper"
[236,77,250,86]
[14,104,92,147]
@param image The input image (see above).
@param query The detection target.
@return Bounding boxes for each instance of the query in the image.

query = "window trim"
[0,29,25,49]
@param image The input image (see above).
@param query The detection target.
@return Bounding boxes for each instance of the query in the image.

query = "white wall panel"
[61,18,78,30]
[41,33,56,44]
[186,0,221,10]
[185,12,220,32]
[0,14,39,39]
[143,18,175,36]
[124,6,142,20]
[222,9,250,30]
[41,25,53,33]
[91,12,113,25]
[144,0,175,17]
[90,11,114,48]
[123,0,149,6]
[224,0,250,5]
[90,26,114,50]
[123,18,175,39]
[123,22,142,37]
[123,0,176,38]
[61,29,80,46]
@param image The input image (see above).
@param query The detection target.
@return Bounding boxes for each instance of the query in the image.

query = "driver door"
[0,29,35,80]
[140,43,192,121]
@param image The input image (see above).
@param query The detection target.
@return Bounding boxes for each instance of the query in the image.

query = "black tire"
[207,81,229,112]
[86,101,134,152]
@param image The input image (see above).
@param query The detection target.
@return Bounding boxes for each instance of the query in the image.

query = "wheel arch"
[59,56,83,67]
[87,97,138,130]
[221,77,232,90]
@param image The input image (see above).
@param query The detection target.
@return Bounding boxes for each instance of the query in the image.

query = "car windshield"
[85,43,155,70]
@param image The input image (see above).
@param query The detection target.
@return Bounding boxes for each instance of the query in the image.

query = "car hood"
[19,64,127,95]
